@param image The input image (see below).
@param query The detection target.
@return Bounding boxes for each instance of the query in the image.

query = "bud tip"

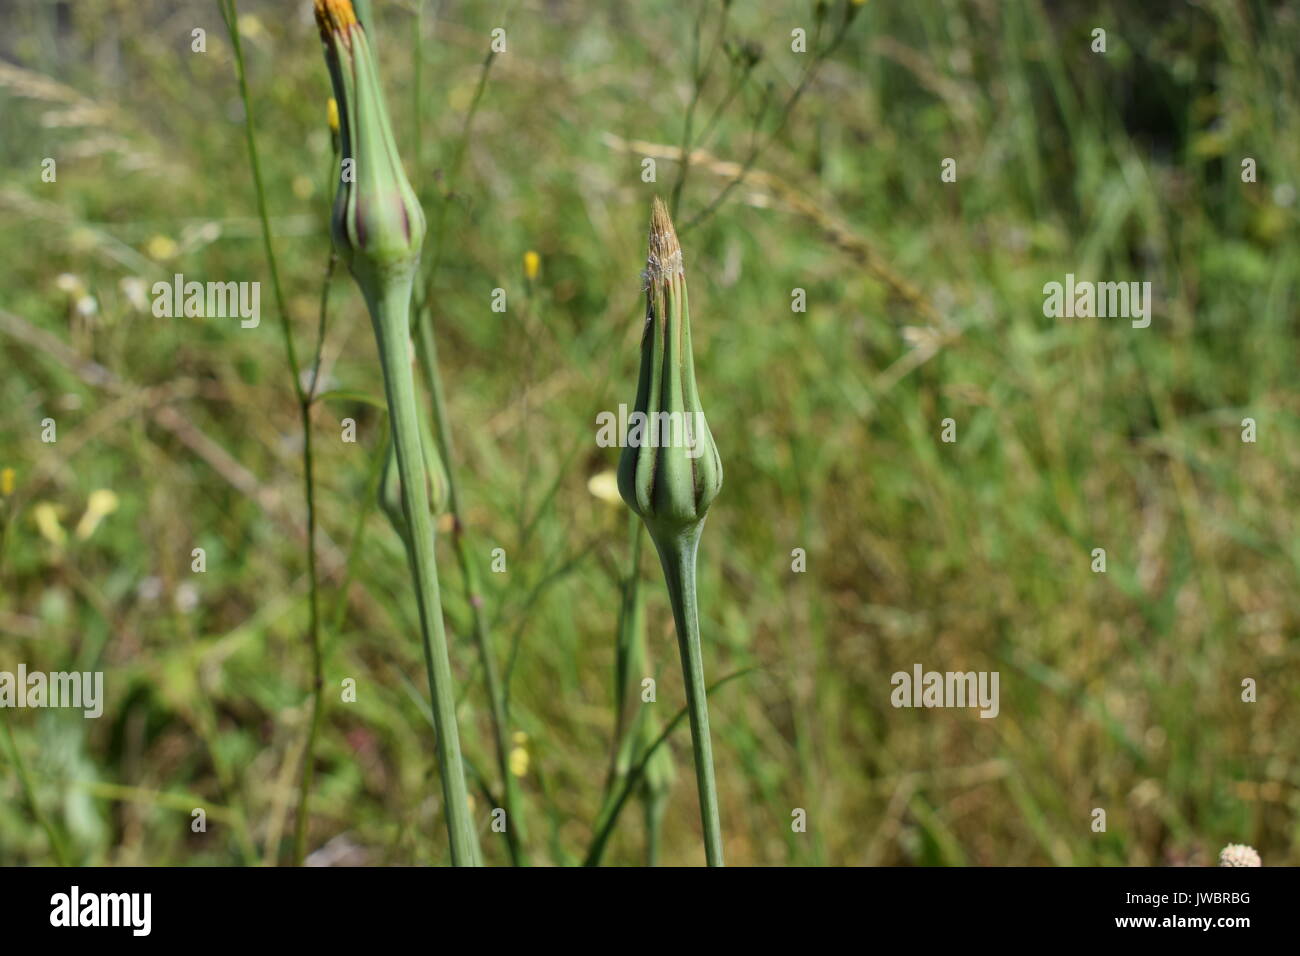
[315,0,359,39]
[647,197,682,283]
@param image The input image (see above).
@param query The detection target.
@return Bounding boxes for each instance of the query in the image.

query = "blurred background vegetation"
[1,0,1297,866]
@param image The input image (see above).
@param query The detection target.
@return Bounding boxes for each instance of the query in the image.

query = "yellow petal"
[33,503,66,546]
[146,235,178,261]
[508,746,530,778]
[76,489,119,539]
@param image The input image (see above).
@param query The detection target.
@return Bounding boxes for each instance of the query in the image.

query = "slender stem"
[583,668,751,866]
[653,526,724,866]
[682,9,856,235]
[221,0,300,394]
[592,515,644,837]
[413,316,529,865]
[290,392,323,866]
[291,253,335,867]
[404,24,522,862]
[668,0,729,218]
[221,0,322,866]
[368,275,477,866]
[610,518,645,772]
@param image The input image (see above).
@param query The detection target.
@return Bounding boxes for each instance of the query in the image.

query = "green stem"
[591,516,644,838]
[290,391,323,866]
[652,525,724,866]
[220,0,322,866]
[367,275,477,867]
[292,221,339,870]
[582,668,752,866]
[414,316,529,865]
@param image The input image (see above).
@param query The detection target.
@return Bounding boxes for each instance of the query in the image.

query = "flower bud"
[380,421,450,544]
[315,0,425,290]
[617,198,722,545]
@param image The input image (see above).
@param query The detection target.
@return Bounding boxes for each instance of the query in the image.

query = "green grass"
[0,0,1296,866]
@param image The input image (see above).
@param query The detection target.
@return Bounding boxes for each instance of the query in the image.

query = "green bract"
[617,198,723,547]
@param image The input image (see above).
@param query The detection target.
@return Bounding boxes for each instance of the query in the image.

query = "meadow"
[0,0,1297,866]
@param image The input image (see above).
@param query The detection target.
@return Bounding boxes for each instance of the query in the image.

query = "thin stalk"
[412,0,423,174]
[667,0,730,218]
[583,668,752,866]
[221,0,324,866]
[682,5,857,235]
[610,517,645,773]
[593,515,644,830]
[413,316,529,865]
[406,26,522,864]
[652,525,723,866]
[368,276,477,866]
[292,252,336,867]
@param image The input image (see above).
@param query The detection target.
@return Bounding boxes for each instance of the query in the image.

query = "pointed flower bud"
[617,198,722,546]
[315,0,425,291]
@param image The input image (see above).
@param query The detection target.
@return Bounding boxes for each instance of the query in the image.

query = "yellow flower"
[75,489,119,540]
[146,235,178,261]
[238,14,264,38]
[1,468,14,496]
[508,745,530,778]
[523,250,540,280]
[32,502,66,546]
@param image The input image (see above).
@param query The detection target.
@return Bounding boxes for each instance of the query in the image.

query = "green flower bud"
[638,712,676,804]
[315,0,425,292]
[379,419,451,545]
[617,198,723,546]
